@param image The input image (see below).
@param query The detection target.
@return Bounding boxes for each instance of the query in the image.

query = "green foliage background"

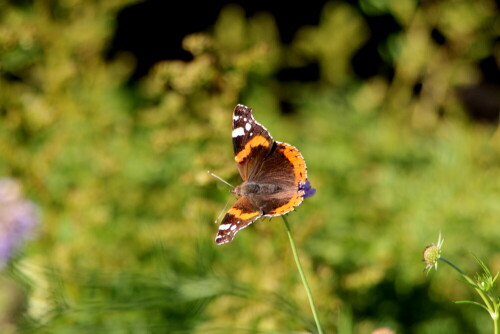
[1,0,499,333]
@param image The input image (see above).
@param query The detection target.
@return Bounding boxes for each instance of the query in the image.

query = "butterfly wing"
[232,105,274,181]
[251,142,308,216]
[215,196,263,245]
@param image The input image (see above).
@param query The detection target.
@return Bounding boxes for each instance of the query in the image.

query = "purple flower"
[0,178,39,269]
[300,180,316,199]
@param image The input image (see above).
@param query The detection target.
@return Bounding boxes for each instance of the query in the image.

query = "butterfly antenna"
[214,199,232,224]
[207,171,234,188]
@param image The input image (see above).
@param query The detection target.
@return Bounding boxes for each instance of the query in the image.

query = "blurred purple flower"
[300,180,316,199]
[0,178,39,269]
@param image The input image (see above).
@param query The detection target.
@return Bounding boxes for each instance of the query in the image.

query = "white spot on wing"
[245,122,251,131]
[232,127,245,137]
[230,225,236,231]
[219,223,231,231]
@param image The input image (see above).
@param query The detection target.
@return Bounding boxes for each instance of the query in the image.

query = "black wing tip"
[235,103,250,109]
[215,233,233,245]
[234,104,252,115]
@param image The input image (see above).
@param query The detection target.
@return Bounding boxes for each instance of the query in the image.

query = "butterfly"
[215,104,315,245]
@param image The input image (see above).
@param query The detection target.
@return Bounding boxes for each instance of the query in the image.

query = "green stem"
[282,215,323,334]
[490,298,499,334]
[442,257,494,311]
[441,257,499,334]
[471,282,494,312]
[442,257,495,314]
[439,257,466,275]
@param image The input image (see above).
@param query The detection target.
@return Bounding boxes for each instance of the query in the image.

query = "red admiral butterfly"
[215,104,315,245]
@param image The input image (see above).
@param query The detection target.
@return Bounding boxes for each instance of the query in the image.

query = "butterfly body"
[215,105,315,245]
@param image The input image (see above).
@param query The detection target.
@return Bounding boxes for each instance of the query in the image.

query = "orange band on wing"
[235,135,270,164]
[280,144,307,184]
[267,192,304,215]
[228,207,261,220]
